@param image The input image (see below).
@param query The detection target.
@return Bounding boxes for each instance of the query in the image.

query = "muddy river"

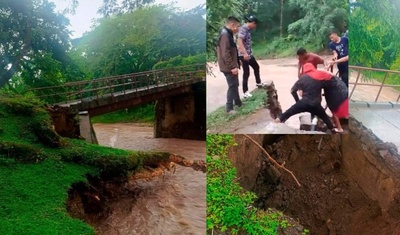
[92,123,206,235]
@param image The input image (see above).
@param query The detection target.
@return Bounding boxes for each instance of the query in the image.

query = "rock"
[319,163,334,174]
[321,184,327,189]
[296,225,304,232]
[334,187,342,194]
[379,149,389,158]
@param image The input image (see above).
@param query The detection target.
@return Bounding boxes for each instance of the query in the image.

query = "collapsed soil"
[67,123,206,235]
[229,134,400,235]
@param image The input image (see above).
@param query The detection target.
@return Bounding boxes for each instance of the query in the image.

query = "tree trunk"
[0,19,31,88]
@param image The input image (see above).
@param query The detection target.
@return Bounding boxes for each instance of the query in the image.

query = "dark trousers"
[224,72,242,112]
[240,56,261,93]
[339,70,348,87]
[279,100,334,129]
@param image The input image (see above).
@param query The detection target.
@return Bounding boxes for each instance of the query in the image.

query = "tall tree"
[206,0,245,58]
[0,0,71,88]
[76,5,206,77]
[349,0,400,69]
[287,0,348,46]
[98,0,155,17]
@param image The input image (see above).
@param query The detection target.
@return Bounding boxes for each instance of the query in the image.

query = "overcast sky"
[51,0,205,38]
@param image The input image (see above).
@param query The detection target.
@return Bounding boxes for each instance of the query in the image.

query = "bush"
[206,134,287,235]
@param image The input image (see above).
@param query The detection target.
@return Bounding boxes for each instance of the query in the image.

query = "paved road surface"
[350,101,400,151]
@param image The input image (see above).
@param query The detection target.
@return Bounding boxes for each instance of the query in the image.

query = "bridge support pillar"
[78,111,98,144]
[154,82,205,140]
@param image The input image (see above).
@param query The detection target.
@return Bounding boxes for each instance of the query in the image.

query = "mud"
[67,123,206,235]
[207,57,335,129]
[228,125,400,235]
[207,57,351,133]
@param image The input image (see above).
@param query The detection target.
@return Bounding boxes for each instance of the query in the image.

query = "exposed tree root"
[243,134,301,187]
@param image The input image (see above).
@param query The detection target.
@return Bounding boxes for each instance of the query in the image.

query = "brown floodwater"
[92,123,206,235]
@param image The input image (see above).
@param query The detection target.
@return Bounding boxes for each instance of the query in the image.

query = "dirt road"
[349,71,400,102]
[207,56,334,131]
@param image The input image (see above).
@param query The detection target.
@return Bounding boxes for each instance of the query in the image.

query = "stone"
[379,149,389,158]
[334,187,342,194]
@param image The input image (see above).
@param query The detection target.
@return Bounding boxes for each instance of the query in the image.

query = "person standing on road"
[328,29,349,87]
[217,16,242,114]
[237,15,264,98]
[296,48,326,78]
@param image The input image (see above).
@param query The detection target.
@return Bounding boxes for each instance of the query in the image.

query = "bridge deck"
[55,81,190,107]
[350,101,400,151]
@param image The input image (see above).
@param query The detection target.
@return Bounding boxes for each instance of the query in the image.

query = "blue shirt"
[329,37,348,72]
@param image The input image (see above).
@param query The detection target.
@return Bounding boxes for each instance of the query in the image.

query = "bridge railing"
[29,64,205,104]
[349,65,400,102]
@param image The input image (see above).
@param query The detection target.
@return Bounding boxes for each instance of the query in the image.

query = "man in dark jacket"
[274,74,337,132]
[217,16,242,114]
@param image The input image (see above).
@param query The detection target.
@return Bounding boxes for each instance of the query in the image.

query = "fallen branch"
[243,134,301,187]
[169,154,206,173]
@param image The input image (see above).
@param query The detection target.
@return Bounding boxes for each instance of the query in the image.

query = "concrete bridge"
[30,64,206,142]
[349,65,400,151]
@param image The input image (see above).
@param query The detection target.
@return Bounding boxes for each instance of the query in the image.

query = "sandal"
[332,128,344,133]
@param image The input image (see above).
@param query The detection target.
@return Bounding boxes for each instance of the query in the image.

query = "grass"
[207,38,323,62]
[206,88,266,131]
[0,160,95,235]
[252,39,322,60]
[0,93,170,234]
[206,135,308,235]
[91,103,155,124]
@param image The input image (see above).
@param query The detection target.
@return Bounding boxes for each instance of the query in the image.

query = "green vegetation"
[0,160,95,235]
[207,0,348,59]
[153,53,207,70]
[0,1,206,232]
[252,41,322,59]
[2,1,205,107]
[350,0,400,70]
[91,103,155,124]
[207,134,305,235]
[350,0,400,86]
[0,94,170,234]
[207,88,265,130]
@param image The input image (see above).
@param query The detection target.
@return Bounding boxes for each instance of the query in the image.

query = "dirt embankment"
[228,123,400,235]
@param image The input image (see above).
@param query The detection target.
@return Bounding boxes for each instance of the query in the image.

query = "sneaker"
[226,110,237,115]
[243,91,253,98]
[256,82,265,88]
[331,128,344,134]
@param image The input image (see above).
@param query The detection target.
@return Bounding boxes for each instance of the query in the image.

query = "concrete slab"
[366,102,393,109]
[390,101,400,109]
[350,106,400,151]
[350,101,368,109]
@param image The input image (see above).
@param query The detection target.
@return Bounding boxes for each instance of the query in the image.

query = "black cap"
[245,15,259,23]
